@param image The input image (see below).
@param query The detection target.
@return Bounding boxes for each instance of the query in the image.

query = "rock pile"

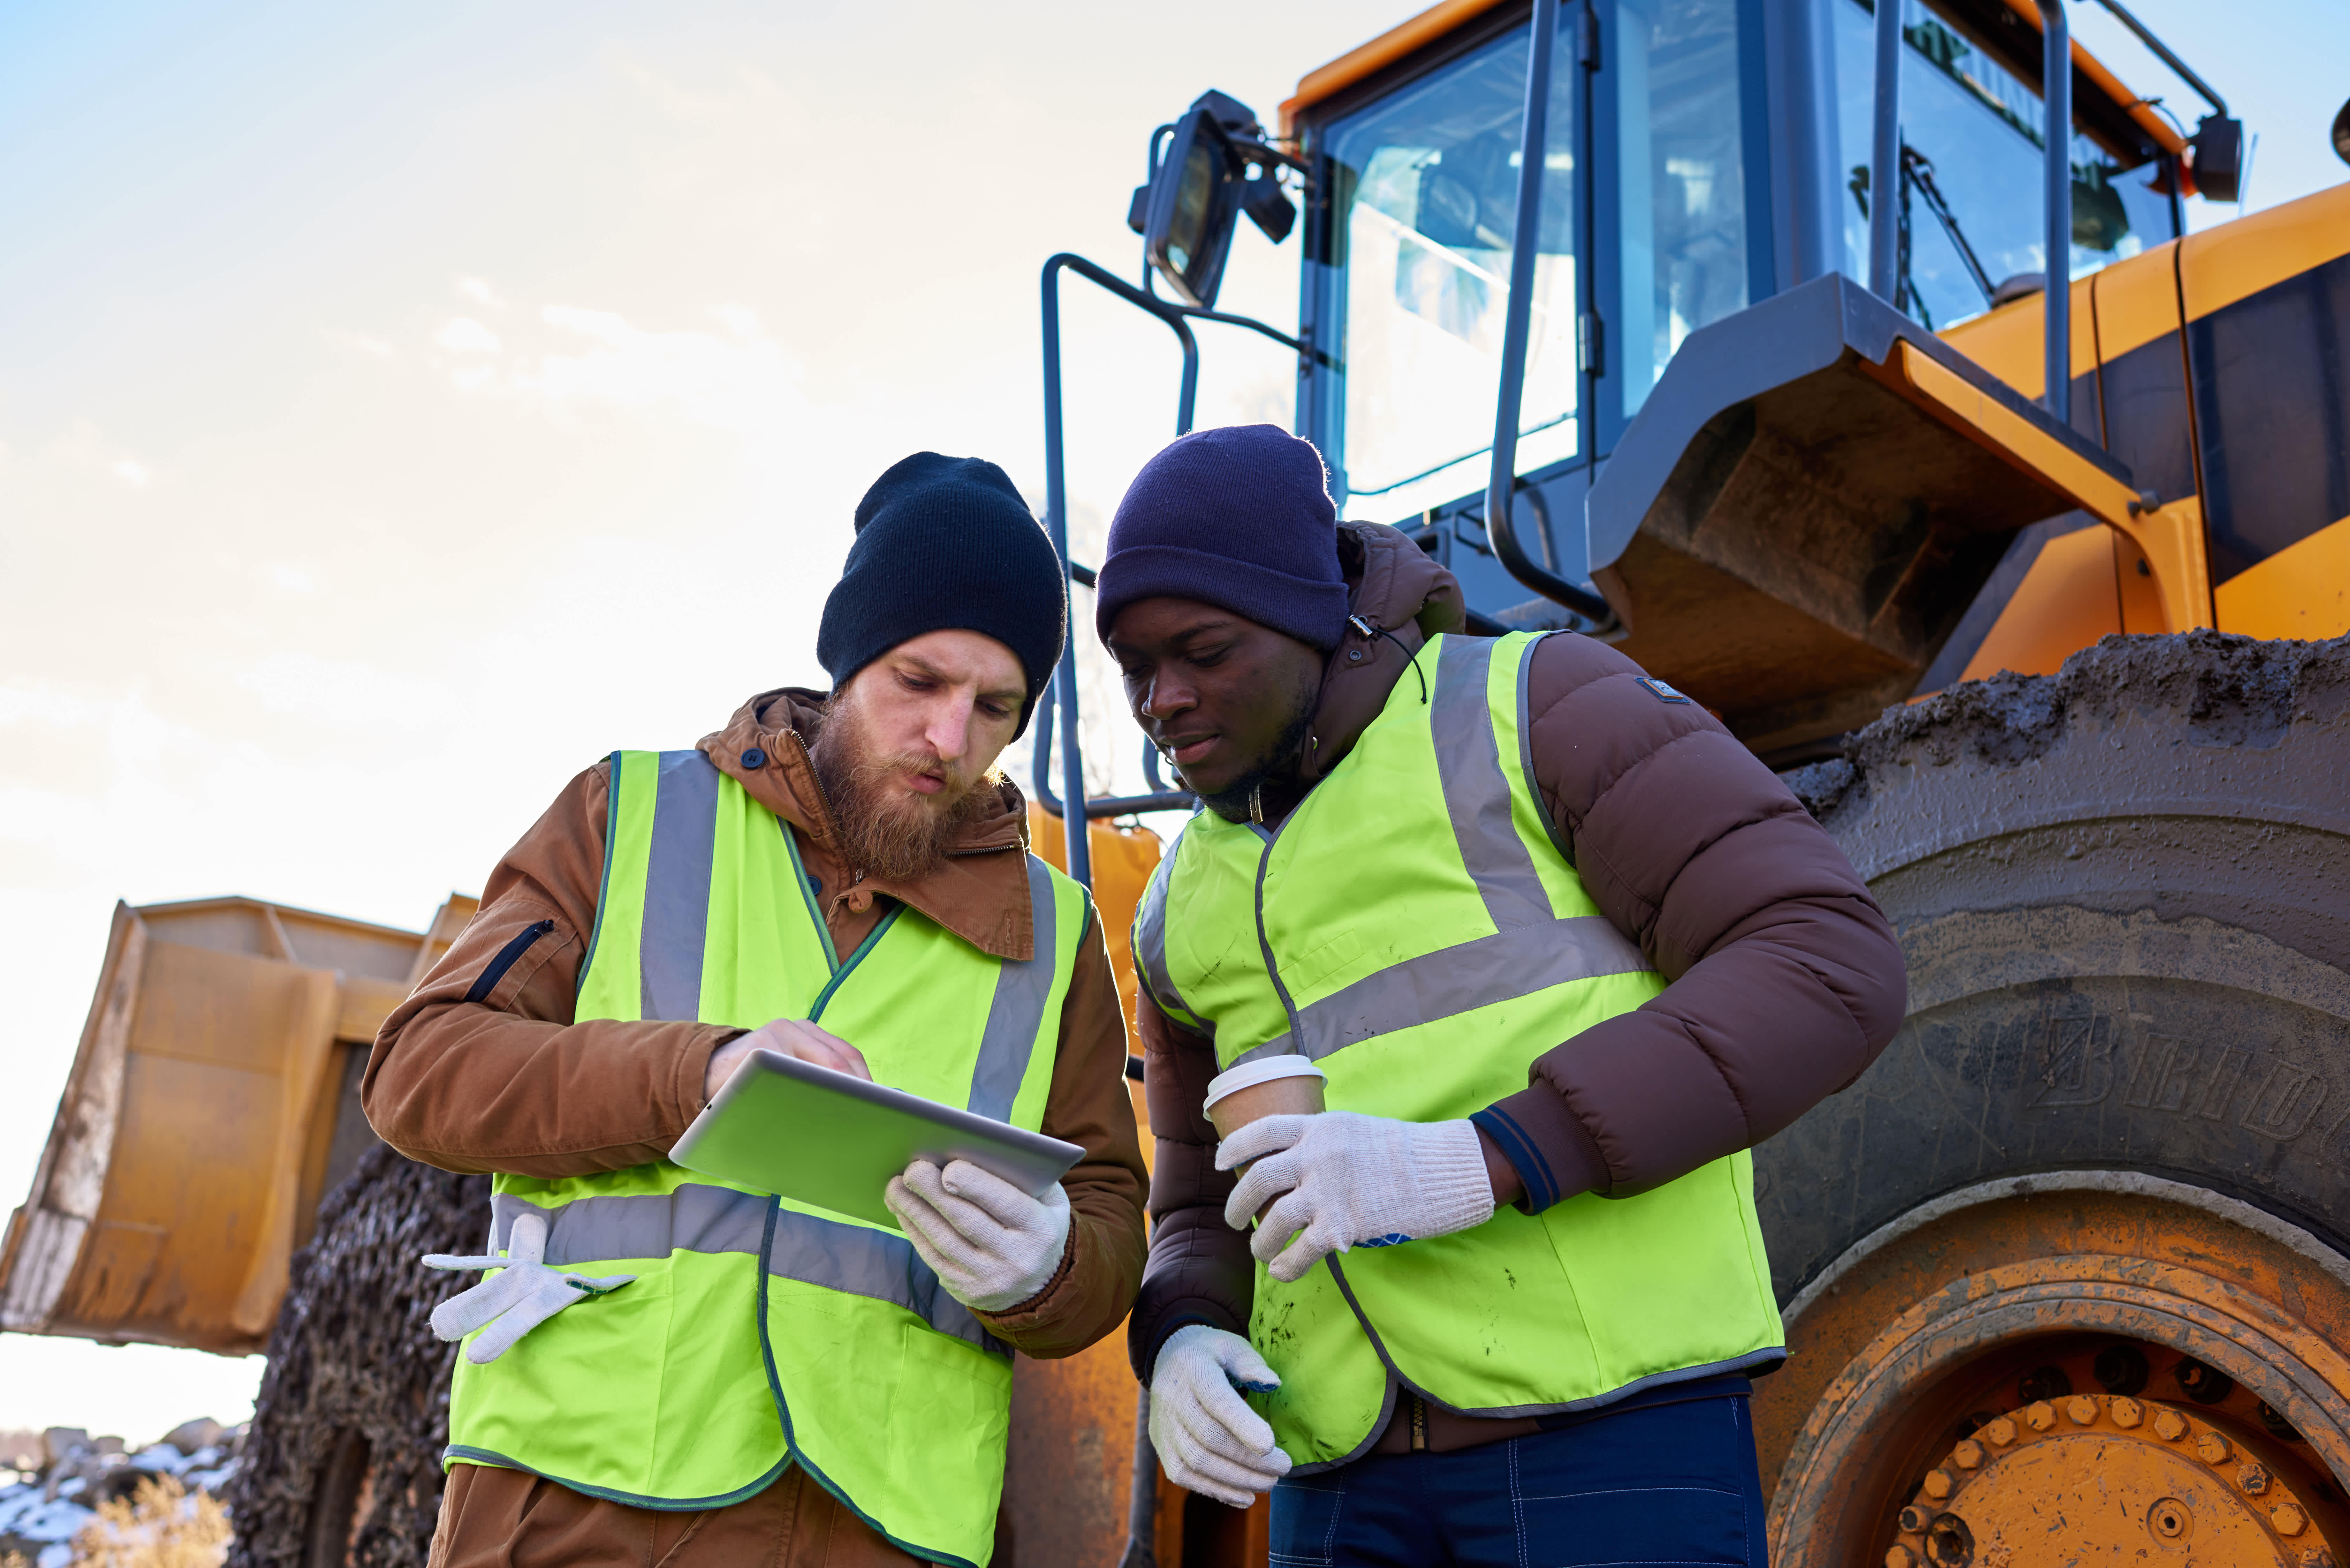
[0,1420,242,1568]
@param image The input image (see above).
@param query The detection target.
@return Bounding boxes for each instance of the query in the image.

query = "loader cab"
[1282,0,2189,620]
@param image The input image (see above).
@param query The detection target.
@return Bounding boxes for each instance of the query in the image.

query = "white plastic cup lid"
[1202,1054,1327,1112]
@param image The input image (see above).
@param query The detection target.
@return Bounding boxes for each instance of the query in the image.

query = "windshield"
[1312,13,1581,519]
[1832,0,2178,330]
[1308,0,1753,519]
[1614,0,1753,421]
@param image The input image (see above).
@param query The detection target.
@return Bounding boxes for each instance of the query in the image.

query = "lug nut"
[1899,1504,1933,1533]
[2067,1396,2099,1426]
[1885,1548,1917,1568]
[1952,1439,1984,1470]
[2273,1502,2308,1537]
[2196,1432,2232,1465]
[1982,1416,2017,1446]
[2111,1397,2143,1428]
[2153,1409,2188,1441]
[2240,1461,2271,1495]
[2297,1547,2333,1568]
[1923,1469,1953,1500]
[2026,1401,2056,1432]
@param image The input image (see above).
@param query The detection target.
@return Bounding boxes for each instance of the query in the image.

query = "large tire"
[1765,629,2350,1289]
[1755,629,2350,1564]
[225,1146,489,1568]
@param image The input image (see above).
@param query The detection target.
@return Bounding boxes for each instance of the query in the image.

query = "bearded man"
[366,453,1146,1568]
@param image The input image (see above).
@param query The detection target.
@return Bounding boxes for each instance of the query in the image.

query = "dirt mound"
[1785,629,2350,822]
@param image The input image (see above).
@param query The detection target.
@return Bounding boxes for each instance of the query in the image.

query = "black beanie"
[817,452,1067,736]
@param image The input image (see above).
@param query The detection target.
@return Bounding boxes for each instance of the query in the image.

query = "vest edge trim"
[438,1444,790,1512]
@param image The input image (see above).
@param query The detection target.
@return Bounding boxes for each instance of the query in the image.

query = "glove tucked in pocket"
[421,1213,635,1363]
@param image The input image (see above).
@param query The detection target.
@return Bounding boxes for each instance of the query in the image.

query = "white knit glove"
[422,1214,636,1363]
[1150,1325,1293,1507]
[1219,1112,1495,1283]
[886,1159,1072,1313]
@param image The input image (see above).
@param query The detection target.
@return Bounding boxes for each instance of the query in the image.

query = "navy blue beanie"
[1093,425,1349,650]
[817,452,1066,736]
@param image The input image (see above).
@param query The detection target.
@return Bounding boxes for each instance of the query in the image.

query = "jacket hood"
[697,688,1042,960]
[1299,521,1469,782]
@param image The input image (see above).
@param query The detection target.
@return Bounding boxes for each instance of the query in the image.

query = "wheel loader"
[7,0,2347,1564]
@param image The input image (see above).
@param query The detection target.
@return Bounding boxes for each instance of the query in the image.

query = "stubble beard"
[809,692,997,883]
[1193,680,1316,825]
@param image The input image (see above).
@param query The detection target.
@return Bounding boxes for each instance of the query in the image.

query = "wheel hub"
[1887,1395,2337,1567]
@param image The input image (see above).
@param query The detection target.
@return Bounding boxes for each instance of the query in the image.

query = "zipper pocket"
[463,918,557,1005]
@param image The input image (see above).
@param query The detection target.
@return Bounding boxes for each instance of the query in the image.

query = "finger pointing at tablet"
[703,1018,873,1103]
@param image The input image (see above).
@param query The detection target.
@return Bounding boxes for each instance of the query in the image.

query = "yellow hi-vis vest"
[1134,633,1784,1471]
[443,748,1088,1568]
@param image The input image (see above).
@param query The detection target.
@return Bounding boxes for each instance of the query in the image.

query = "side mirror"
[1142,104,1246,308]
[1139,90,1297,309]
[2191,114,2244,203]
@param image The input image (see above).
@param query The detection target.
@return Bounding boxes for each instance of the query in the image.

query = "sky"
[1,0,2343,1443]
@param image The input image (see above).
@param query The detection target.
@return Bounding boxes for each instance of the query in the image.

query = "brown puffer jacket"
[1128,522,1907,1386]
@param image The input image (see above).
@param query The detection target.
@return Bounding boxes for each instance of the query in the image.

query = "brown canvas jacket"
[1126,522,1907,1394]
[367,687,1147,1358]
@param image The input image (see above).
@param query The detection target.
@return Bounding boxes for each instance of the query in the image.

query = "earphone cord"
[1351,614,1428,705]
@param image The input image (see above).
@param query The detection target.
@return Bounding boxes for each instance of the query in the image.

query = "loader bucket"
[0,894,471,1355]
[1586,273,2144,758]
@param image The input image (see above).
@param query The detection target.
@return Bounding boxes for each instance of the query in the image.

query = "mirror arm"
[1484,0,1615,629]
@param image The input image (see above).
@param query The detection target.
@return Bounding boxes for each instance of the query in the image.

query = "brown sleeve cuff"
[972,907,1147,1360]
[1127,1201,1255,1382]
[1472,1082,1614,1211]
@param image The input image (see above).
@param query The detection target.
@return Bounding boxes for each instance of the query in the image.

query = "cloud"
[233,650,446,731]
[114,461,149,487]
[434,317,502,354]
[458,277,505,307]
[432,297,809,439]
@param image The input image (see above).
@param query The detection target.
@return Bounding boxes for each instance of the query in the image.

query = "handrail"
[1037,252,1278,883]
[1483,0,1615,628]
[1868,0,1904,300]
[1026,691,1196,821]
[2037,0,2072,424]
[1039,254,1199,887]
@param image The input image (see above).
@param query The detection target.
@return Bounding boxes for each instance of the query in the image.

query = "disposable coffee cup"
[1204,1055,1327,1142]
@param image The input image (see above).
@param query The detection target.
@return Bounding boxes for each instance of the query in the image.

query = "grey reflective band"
[1235,913,1649,1064]
[966,855,1060,1121]
[491,1187,1008,1356]
[1132,828,1208,1034]
[1514,633,1576,863]
[1433,636,1552,933]
[641,750,722,1022]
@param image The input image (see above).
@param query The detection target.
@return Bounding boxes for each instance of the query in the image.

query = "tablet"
[669,1049,1084,1231]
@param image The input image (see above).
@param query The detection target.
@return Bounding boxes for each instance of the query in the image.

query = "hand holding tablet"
[671,1047,1083,1233]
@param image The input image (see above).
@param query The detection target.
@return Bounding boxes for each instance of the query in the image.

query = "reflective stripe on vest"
[449,749,1084,1568]
[487,1184,1004,1354]
[1143,635,1784,1470]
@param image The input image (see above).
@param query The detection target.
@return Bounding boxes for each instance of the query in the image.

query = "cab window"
[1309,10,1583,520]
[1830,0,2179,331]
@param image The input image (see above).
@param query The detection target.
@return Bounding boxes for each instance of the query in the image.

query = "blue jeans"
[1268,1391,1769,1567]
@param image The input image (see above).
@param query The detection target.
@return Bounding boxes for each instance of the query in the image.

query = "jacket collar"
[1298,522,1470,783]
[697,688,1039,961]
